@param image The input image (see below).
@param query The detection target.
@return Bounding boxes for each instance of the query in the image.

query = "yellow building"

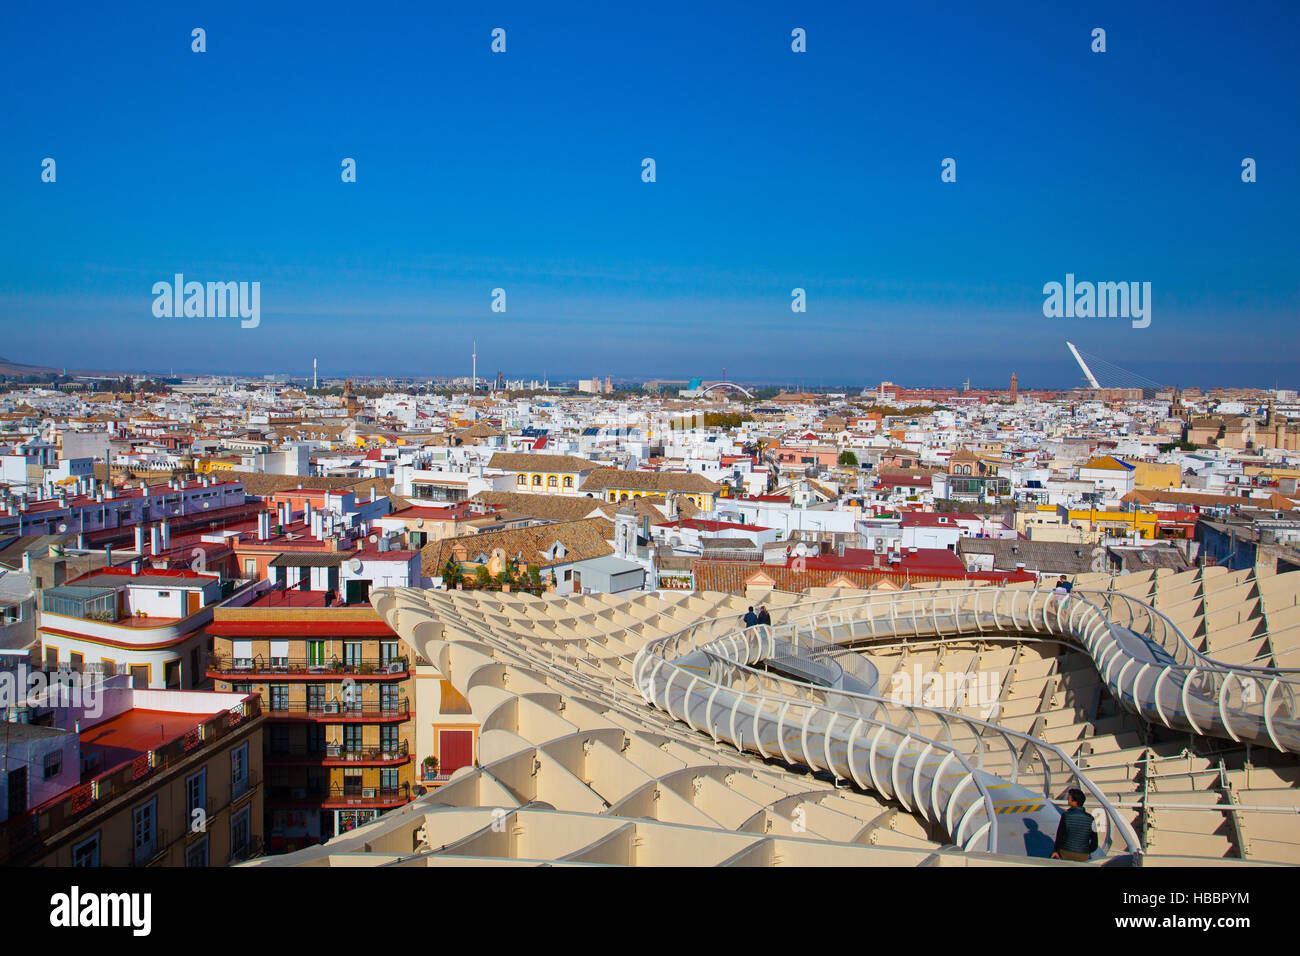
[1132,461,1181,490]
[488,452,602,497]
[1057,505,1158,541]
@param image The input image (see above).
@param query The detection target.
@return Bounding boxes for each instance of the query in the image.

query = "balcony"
[0,698,262,866]
[132,829,168,867]
[265,783,412,810]
[263,700,410,723]
[229,833,264,864]
[265,741,411,766]
[207,655,409,681]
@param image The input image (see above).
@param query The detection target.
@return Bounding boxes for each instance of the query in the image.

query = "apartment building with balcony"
[36,566,232,690]
[0,681,263,867]
[205,583,418,853]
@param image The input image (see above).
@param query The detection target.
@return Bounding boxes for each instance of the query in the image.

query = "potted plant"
[422,755,438,778]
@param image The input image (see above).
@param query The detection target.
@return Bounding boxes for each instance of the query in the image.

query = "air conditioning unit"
[386,660,404,674]
[323,702,340,714]
[325,744,340,757]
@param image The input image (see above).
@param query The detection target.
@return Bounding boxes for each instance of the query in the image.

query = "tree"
[442,558,462,587]
[838,450,859,467]
[473,565,492,588]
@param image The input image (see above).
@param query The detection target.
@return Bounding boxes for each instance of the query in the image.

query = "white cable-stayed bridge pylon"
[1067,341,1163,391]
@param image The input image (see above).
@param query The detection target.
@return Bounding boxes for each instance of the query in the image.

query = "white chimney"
[134,525,145,553]
[160,521,171,551]
[150,526,160,556]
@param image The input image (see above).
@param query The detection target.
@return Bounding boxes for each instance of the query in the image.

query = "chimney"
[160,521,171,551]
[370,487,377,503]
[150,525,160,556]
[21,550,31,572]
[257,512,268,541]
[131,558,142,575]
[134,525,145,553]
[104,544,113,568]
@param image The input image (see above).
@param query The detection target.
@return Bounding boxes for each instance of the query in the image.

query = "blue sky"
[1,1,1297,388]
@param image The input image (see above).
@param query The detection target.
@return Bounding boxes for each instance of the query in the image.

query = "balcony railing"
[266,741,410,763]
[264,700,410,721]
[0,698,263,865]
[132,830,168,867]
[266,783,411,807]
[208,656,409,679]
[229,833,264,864]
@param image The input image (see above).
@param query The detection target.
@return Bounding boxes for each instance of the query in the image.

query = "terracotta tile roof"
[488,452,601,474]
[421,517,615,575]
[472,490,604,522]
[580,468,722,495]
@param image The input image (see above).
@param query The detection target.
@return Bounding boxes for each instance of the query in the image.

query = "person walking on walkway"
[1052,574,1073,609]
[742,606,758,628]
[1051,788,1098,861]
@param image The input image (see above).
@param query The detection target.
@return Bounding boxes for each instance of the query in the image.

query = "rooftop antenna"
[472,341,477,393]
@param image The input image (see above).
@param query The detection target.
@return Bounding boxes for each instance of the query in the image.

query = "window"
[563,476,573,489]
[72,833,100,867]
[185,835,209,868]
[380,768,399,792]
[231,743,249,799]
[243,558,256,577]
[380,684,399,712]
[230,806,250,860]
[157,591,171,598]
[379,642,400,666]
[269,724,290,755]
[342,642,364,666]
[186,769,207,822]
[231,639,253,669]
[306,640,326,666]
[43,750,63,780]
[269,684,289,711]
[269,640,289,669]
[379,725,398,754]
[133,799,157,864]
[343,724,362,753]
[307,684,326,711]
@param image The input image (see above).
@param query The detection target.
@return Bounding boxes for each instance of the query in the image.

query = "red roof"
[80,708,221,771]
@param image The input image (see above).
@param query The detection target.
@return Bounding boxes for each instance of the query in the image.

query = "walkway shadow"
[1023,817,1055,858]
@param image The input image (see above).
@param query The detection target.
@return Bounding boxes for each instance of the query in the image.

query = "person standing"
[1051,788,1099,861]
[756,606,771,626]
[1053,574,1073,608]
[743,606,758,628]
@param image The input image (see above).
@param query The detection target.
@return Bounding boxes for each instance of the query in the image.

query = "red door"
[438,730,474,774]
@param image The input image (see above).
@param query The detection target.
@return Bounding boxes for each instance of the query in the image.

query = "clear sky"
[2,1,1297,388]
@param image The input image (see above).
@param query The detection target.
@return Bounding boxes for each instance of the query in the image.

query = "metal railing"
[632,590,1168,862]
[208,655,409,678]
[267,741,411,762]
[264,700,410,719]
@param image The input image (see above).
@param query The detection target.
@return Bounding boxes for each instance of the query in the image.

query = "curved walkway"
[633,587,1300,862]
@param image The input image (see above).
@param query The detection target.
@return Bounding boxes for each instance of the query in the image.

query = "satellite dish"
[368,534,377,544]
[57,523,68,533]
[349,557,363,573]
[414,518,424,529]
